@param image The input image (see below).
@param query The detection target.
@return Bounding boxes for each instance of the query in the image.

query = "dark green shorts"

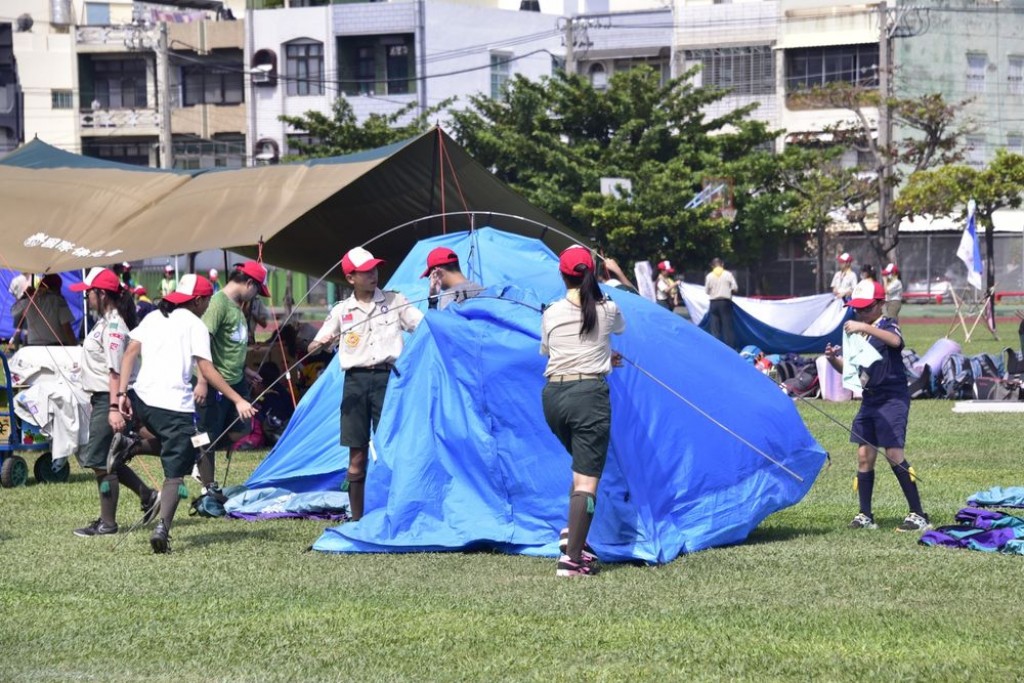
[77,393,115,470]
[129,390,197,479]
[195,378,251,450]
[541,378,611,478]
[340,368,390,448]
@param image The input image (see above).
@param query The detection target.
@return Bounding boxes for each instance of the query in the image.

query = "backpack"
[908,364,932,400]
[938,354,973,399]
[969,353,1003,382]
[783,363,819,398]
[775,360,799,383]
[1005,348,1024,380]
[973,376,1022,401]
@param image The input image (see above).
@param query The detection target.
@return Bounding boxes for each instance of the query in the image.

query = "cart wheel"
[33,452,70,484]
[1,455,29,488]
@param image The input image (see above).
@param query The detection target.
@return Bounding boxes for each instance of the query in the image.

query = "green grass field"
[1,320,1021,682]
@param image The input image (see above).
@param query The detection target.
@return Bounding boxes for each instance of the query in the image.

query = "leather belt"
[349,363,393,373]
[548,373,602,383]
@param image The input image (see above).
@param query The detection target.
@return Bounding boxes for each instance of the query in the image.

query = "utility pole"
[564,17,575,77]
[877,1,892,259]
[156,21,173,169]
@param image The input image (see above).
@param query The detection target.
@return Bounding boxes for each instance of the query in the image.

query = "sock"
[566,491,596,562]
[98,473,119,526]
[857,471,875,517]
[346,474,366,521]
[135,437,160,455]
[115,464,152,501]
[159,477,183,529]
[197,451,216,487]
[892,460,924,515]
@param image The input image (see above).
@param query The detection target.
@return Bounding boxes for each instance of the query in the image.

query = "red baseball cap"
[559,246,594,276]
[846,279,885,309]
[882,262,898,276]
[164,274,214,305]
[70,267,121,293]
[420,247,460,278]
[657,260,675,274]
[134,285,148,296]
[342,247,384,276]
[235,261,270,296]
[837,252,853,264]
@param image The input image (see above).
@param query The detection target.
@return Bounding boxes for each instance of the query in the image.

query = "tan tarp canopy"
[0,128,579,278]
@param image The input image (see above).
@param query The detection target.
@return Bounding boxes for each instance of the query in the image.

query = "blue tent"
[246,228,827,564]
[0,270,86,340]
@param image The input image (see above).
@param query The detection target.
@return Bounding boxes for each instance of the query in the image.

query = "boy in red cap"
[193,260,270,497]
[421,246,482,310]
[308,247,423,521]
[824,279,930,532]
[655,260,678,310]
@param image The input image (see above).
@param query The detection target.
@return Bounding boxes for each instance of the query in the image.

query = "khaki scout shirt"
[313,289,423,371]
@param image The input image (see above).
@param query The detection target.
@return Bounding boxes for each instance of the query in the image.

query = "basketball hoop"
[720,207,737,222]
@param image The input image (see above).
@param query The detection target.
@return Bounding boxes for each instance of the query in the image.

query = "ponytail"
[114,289,139,330]
[563,265,604,338]
[157,298,177,318]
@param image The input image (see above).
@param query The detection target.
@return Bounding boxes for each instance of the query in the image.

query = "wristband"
[116,391,127,397]
[109,407,120,412]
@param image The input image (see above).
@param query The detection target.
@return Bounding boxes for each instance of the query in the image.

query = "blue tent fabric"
[0,270,86,340]
[246,228,827,564]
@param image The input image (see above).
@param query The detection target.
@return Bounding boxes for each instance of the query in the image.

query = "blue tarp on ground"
[679,282,850,354]
[246,228,827,564]
[0,270,86,340]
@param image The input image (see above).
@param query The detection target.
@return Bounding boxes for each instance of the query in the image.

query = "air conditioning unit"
[252,70,271,84]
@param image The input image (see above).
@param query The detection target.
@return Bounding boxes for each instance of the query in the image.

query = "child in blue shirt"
[824,279,931,532]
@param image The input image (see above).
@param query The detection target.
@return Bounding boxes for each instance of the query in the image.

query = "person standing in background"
[882,263,903,321]
[10,274,76,346]
[831,253,857,301]
[705,258,738,349]
[160,265,177,298]
[655,260,679,311]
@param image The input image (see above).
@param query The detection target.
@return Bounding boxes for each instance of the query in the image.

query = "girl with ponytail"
[540,246,626,577]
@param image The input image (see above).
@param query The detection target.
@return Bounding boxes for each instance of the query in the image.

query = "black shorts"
[195,378,251,450]
[77,393,115,470]
[541,378,611,478]
[851,395,909,449]
[340,368,390,448]
[129,390,197,479]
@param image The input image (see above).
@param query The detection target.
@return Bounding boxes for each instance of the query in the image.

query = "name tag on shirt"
[191,432,211,448]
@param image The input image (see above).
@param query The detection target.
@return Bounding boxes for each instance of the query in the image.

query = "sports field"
[0,315,1021,682]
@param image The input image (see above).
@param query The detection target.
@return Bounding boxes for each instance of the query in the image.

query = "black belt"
[349,363,394,373]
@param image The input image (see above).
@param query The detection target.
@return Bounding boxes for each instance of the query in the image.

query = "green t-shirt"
[202,291,248,384]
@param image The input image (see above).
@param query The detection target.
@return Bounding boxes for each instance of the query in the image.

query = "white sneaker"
[896,512,932,533]
[848,512,878,530]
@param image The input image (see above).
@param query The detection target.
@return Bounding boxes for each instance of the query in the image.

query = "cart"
[0,350,69,487]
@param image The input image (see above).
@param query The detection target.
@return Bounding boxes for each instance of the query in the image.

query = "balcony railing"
[76,25,155,50]
[81,108,160,131]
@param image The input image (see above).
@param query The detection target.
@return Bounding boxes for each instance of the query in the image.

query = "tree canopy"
[447,66,790,277]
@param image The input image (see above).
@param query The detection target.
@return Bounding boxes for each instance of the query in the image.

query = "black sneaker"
[74,519,118,537]
[106,431,139,473]
[140,490,161,525]
[150,520,171,554]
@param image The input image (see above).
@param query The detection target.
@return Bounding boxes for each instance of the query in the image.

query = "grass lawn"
[1,320,1022,682]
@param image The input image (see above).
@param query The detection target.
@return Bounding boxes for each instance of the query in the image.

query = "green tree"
[448,66,790,278]
[895,149,1024,298]
[786,84,973,265]
[279,96,453,161]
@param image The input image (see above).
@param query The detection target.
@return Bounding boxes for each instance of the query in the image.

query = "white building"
[247,0,567,163]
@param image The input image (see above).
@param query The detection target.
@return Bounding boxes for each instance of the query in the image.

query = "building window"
[1009,56,1023,96]
[966,135,986,167]
[1007,134,1023,156]
[338,34,415,97]
[285,39,324,96]
[490,52,511,100]
[967,53,987,94]
[286,133,321,157]
[589,62,607,90]
[84,2,110,25]
[51,89,74,109]
[687,46,774,96]
[181,65,244,106]
[90,59,148,109]
[785,44,879,93]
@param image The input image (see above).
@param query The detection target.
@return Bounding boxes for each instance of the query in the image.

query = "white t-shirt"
[81,310,134,394]
[129,307,212,413]
[541,296,625,376]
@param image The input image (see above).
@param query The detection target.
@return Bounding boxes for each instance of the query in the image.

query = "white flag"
[956,200,983,290]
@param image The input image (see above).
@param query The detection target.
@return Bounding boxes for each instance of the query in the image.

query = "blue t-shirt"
[859,317,908,401]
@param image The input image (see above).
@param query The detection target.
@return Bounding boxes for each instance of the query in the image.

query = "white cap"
[165,264,174,272]
[209,268,219,278]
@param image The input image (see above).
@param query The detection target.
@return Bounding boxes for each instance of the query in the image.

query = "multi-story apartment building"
[6,0,246,167]
[246,0,569,164]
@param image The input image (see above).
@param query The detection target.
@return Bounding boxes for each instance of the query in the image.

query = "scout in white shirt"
[118,274,255,554]
[540,246,625,577]
[69,267,158,538]
[309,247,422,521]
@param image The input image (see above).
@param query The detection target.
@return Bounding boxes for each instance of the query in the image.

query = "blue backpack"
[939,354,972,399]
